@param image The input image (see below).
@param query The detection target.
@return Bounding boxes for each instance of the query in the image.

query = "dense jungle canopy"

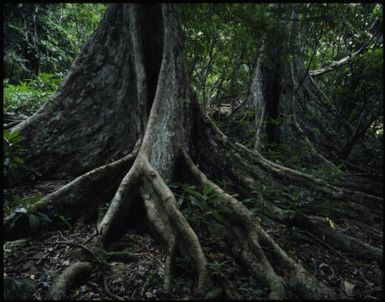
[3,3,383,300]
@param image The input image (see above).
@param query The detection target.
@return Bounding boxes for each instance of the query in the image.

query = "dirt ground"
[3,180,383,300]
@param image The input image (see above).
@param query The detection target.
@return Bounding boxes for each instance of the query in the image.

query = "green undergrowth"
[170,183,229,234]
[169,182,274,298]
[3,74,62,185]
[3,130,28,186]
[4,73,62,114]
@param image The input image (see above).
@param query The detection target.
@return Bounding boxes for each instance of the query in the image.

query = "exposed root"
[48,261,93,300]
[85,145,209,294]
[142,159,209,294]
[96,158,142,246]
[163,241,177,292]
[222,114,381,207]
[199,122,382,265]
[234,163,377,224]
[37,138,141,216]
[236,141,382,206]
[234,189,382,265]
[182,150,337,299]
[198,109,381,212]
[140,185,177,292]
[288,214,383,265]
[4,111,28,129]
[4,139,141,241]
[254,225,338,299]
[229,226,286,299]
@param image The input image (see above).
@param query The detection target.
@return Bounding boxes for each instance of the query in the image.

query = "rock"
[3,277,36,300]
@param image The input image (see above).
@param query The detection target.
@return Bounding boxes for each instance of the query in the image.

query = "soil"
[3,180,383,300]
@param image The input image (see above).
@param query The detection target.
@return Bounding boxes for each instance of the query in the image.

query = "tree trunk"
[5,4,382,299]
[226,6,336,170]
[13,4,165,178]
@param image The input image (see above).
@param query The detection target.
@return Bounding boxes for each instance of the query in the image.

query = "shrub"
[4,73,62,114]
[3,130,26,185]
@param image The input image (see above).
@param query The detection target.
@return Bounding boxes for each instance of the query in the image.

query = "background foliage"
[3,3,383,180]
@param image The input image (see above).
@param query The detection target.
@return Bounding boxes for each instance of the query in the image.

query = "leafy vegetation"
[174,184,227,229]
[12,194,43,209]
[4,73,62,114]
[9,193,52,234]
[4,3,106,83]
[3,130,26,185]
[2,4,382,300]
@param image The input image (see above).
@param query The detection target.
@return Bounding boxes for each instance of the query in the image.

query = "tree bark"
[6,4,382,299]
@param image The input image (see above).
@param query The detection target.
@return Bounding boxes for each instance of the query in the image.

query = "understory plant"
[4,73,62,114]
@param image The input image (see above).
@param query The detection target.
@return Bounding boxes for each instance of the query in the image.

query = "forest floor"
[3,180,383,300]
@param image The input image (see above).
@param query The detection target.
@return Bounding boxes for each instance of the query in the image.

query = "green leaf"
[202,184,212,196]
[13,157,25,164]
[59,215,72,229]
[25,195,43,205]
[211,210,224,222]
[3,130,19,141]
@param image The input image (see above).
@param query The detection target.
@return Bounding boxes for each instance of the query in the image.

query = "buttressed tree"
[4,4,382,299]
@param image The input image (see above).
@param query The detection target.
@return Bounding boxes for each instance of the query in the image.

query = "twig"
[82,224,100,245]
[58,230,69,241]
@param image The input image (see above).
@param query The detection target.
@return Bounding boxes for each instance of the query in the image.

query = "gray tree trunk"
[13,4,165,177]
[227,6,336,169]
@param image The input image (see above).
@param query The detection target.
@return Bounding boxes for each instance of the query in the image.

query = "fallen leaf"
[30,274,35,280]
[344,280,355,296]
[325,217,335,229]
[63,259,70,266]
